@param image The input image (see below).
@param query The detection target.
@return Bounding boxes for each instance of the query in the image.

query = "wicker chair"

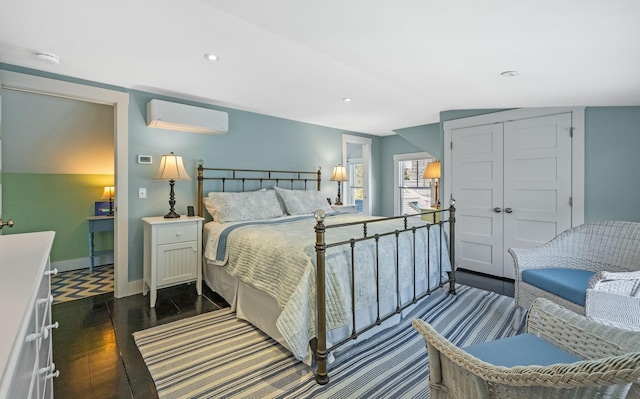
[509,221,640,329]
[412,298,640,399]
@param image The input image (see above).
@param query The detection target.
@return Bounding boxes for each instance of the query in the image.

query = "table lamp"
[101,186,115,215]
[155,152,191,218]
[423,160,441,209]
[330,164,349,205]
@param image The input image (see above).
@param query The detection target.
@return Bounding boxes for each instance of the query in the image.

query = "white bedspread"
[204,214,451,361]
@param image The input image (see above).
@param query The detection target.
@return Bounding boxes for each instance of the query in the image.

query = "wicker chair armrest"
[586,290,640,330]
[508,246,593,276]
[527,298,640,356]
[412,316,640,389]
[588,270,640,294]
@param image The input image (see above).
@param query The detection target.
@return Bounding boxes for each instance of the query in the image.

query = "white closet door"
[451,123,504,277]
[502,113,573,278]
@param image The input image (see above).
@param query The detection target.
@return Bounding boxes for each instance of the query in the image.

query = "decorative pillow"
[207,190,283,223]
[202,197,217,219]
[273,186,333,215]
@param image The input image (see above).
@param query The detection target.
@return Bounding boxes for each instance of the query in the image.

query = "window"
[348,162,364,213]
[394,153,435,216]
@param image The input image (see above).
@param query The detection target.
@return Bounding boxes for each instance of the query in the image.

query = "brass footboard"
[313,206,456,384]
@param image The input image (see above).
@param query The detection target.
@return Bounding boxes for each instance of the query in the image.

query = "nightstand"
[331,204,357,214]
[87,215,114,273]
[142,216,204,308]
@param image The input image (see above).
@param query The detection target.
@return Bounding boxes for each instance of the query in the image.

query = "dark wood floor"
[52,283,229,399]
[51,271,512,399]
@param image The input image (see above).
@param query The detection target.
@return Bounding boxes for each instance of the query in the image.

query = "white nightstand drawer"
[156,223,198,245]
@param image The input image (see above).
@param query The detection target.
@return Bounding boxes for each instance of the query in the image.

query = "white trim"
[341,134,372,215]
[128,279,144,296]
[1,70,130,297]
[443,106,585,227]
[52,254,114,273]
[392,152,434,216]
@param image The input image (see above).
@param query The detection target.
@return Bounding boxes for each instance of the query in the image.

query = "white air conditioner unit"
[146,99,228,134]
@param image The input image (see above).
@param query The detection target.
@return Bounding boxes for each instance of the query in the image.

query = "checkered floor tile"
[51,265,114,303]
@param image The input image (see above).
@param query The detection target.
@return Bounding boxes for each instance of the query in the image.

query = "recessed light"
[342,97,352,102]
[204,53,219,61]
[500,71,518,77]
[36,52,60,65]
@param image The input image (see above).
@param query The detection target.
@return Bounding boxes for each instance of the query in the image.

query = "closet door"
[502,113,573,278]
[450,113,573,278]
[451,123,504,277]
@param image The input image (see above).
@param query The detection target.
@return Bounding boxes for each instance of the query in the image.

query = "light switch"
[139,188,147,198]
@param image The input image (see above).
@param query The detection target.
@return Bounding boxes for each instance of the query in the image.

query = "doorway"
[342,134,371,215]
[0,70,130,298]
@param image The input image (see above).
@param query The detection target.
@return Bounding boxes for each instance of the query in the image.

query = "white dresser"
[142,216,204,308]
[0,231,58,399]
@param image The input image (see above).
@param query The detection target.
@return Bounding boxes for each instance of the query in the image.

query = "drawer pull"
[176,232,182,237]
[43,321,59,339]
[26,331,43,342]
[37,295,54,306]
[46,370,60,380]
[45,268,58,276]
[39,363,56,375]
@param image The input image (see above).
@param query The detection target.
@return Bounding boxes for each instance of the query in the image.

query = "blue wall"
[126,90,377,279]
[584,106,640,222]
[378,135,423,216]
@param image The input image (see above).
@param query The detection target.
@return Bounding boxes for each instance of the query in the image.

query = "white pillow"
[207,190,283,223]
[273,186,333,215]
[202,197,217,219]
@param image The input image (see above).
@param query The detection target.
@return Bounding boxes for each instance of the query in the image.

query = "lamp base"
[334,198,343,206]
[164,210,181,219]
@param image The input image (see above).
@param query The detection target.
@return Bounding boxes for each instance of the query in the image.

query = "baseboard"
[52,254,114,273]
[128,279,144,296]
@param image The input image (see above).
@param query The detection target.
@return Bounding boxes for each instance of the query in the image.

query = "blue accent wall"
[126,90,377,279]
[378,135,423,216]
[584,106,640,222]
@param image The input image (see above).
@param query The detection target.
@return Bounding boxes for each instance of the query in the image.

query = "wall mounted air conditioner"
[146,99,228,134]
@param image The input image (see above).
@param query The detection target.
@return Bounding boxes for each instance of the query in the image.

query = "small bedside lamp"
[155,152,191,218]
[330,164,349,206]
[101,186,115,215]
[423,160,441,209]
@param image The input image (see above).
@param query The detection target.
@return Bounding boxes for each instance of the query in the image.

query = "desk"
[88,216,114,273]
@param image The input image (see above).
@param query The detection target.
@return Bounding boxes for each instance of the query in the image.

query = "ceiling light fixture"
[500,70,519,77]
[36,52,60,65]
[342,97,352,102]
[204,53,219,61]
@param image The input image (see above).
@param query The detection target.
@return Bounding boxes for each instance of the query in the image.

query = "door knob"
[0,219,14,229]
[505,207,513,213]
[493,207,502,213]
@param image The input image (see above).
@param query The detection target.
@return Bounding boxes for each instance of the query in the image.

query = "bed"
[196,164,456,384]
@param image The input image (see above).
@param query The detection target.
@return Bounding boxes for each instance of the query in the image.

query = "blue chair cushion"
[463,333,581,367]
[522,268,595,306]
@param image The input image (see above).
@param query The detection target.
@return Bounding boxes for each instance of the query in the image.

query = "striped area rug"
[51,265,114,303]
[133,285,526,399]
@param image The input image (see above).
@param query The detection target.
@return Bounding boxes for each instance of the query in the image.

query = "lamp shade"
[330,165,349,182]
[423,160,441,179]
[101,186,115,199]
[154,152,191,181]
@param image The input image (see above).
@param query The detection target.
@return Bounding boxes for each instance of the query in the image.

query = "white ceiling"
[1,0,639,136]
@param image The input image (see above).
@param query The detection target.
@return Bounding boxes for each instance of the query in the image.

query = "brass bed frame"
[197,164,456,384]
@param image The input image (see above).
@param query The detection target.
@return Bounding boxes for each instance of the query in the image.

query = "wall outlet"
[139,188,147,199]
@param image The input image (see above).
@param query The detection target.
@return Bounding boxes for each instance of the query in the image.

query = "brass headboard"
[197,163,322,217]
